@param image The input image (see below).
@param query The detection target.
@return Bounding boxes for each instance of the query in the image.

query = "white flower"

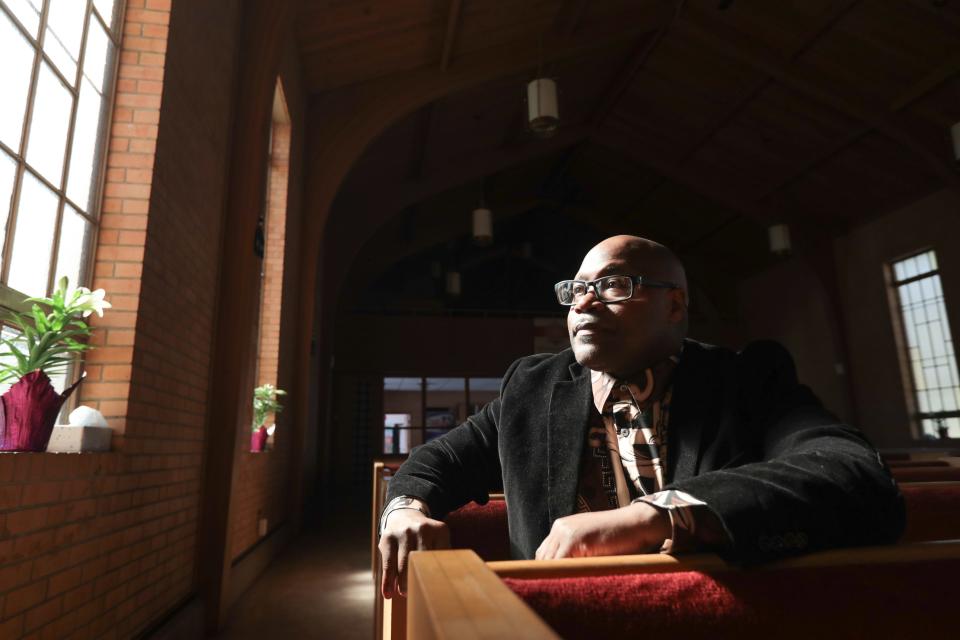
[79,289,112,318]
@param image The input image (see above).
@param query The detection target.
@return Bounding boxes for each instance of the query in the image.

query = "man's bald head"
[577,236,688,306]
[567,235,689,376]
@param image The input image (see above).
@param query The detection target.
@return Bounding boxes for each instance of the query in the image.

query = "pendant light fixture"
[445,270,461,297]
[768,224,792,256]
[526,77,559,138]
[472,180,493,246]
[526,34,559,138]
[951,121,960,162]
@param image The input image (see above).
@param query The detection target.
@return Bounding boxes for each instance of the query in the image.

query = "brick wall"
[229,104,293,562]
[0,0,245,638]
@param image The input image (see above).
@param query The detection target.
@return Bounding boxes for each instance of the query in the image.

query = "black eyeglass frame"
[554,275,680,306]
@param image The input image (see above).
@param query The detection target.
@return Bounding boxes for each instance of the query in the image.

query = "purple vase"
[0,371,83,452]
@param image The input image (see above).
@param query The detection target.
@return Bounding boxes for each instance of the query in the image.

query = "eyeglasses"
[554,275,679,305]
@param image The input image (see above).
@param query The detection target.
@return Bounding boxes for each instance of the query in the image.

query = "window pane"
[82,17,113,93]
[468,377,502,413]
[44,0,86,81]
[3,0,42,38]
[92,0,118,32]
[426,377,466,437]
[0,9,36,151]
[25,62,73,185]
[67,79,107,211]
[0,151,15,254]
[7,170,58,297]
[54,205,90,288]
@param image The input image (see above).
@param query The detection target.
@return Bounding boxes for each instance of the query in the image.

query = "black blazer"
[387,339,905,564]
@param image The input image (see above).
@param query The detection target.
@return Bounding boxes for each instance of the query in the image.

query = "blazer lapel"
[667,340,706,483]
[546,363,592,522]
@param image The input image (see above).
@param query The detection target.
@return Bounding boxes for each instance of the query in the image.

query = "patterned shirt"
[574,350,717,553]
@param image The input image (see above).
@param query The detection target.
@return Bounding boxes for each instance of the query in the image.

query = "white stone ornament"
[68,405,109,428]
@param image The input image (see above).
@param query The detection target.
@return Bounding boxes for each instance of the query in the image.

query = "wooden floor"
[215,508,374,640]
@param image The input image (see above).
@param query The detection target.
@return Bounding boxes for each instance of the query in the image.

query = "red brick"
[24,596,62,632]
[4,581,46,616]
[0,615,24,639]
[48,567,84,597]
[7,507,49,535]
[21,482,62,507]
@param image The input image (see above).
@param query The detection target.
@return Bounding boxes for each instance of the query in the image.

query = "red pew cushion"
[505,559,957,639]
[892,466,960,482]
[445,500,511,561]
[901,483,960,542]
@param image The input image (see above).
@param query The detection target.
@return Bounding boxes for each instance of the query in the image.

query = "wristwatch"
[378,496,430,536]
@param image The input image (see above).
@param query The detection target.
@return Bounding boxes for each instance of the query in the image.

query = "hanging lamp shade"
[768,224,791,255]
[951,121,960,162]
[472,207,493,245]
[445,271,461,296]
[527,78,559,138]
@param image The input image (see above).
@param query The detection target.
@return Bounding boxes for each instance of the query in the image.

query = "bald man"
[378,236,904,599]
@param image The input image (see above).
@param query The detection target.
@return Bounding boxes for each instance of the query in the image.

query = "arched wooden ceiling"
[296,0,960,315]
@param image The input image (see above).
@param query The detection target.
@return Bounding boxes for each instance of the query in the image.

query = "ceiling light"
[951,121,960,162]
[445,271,461,296]
[472,207,493,246]
[768,224,791,256]
[527,78,559,138]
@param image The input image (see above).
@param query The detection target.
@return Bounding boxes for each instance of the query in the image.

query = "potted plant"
[0,277,111,452]
[252,383,285,452]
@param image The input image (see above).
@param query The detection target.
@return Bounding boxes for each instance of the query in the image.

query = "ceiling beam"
[759,51,960,203]
[440,0,463,71]
[676,12,960,192]
[407,102,436,181]
[672,0,860,168]
[901,0,960,32]
[589,4,679,127]
[591,128,769,222]
[341,124,593,219]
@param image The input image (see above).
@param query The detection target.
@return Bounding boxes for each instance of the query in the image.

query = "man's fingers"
[395,530,414,598]
[379,536,398,599]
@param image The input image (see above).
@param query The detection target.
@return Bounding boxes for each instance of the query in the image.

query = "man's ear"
[667,288,687,323]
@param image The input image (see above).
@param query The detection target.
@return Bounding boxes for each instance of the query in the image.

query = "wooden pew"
[408,541,960,639]
[381,481,960,639]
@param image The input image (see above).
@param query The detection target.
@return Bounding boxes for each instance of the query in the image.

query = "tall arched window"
[0,0,123,305]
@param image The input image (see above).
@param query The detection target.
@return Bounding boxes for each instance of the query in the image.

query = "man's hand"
[535,502,671,560]
[378,505,450,599]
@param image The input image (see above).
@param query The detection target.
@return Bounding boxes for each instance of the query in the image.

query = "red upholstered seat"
[445,499,511,561]
[901,482,960,542]
[892,466,960,482]
[505,559,957,639]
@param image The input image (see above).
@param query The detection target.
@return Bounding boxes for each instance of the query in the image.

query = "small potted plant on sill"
[0,277,110,452]
[252,383,285,452]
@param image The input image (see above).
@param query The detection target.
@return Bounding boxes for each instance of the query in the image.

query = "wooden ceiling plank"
[677,14,960,193]
[589,3,676,127]
[900,0,960,32]
[440,0,463,71]
[552,0,589,37]
[889,51,960,112]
